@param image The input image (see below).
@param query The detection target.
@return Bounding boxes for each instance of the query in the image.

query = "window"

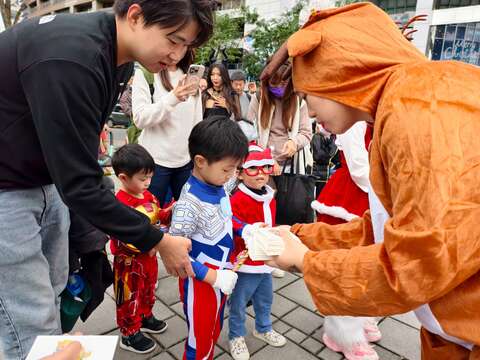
[434,0,479,9]
[372,0,418,14]
[430,22,480,65]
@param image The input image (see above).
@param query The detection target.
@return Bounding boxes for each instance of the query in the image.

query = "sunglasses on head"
[243,165,273,176]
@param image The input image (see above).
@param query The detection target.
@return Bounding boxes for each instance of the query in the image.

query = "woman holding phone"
[132,49,202,205]
[202,63,241,120]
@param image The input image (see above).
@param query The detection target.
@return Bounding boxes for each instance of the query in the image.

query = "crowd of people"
[1,0,480,360]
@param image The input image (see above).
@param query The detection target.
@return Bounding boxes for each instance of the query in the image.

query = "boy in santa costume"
[228,144,287,360]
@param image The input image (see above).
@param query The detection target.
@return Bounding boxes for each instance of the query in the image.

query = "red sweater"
[110,190,171,255]
[230,183,276,274]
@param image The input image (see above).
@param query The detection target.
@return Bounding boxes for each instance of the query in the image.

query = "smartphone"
[186,64,206,87]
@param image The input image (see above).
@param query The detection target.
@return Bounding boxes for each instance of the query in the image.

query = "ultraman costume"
[169,175,234,360]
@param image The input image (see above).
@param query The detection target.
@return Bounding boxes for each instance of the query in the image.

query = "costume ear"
[287,29,322,57]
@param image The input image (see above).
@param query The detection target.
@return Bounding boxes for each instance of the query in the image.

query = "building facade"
[23,0,480,66]
[24,0,113,17]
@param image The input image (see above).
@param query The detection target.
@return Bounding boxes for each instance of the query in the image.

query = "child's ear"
[118,173,128,182]
[194,155,207,169]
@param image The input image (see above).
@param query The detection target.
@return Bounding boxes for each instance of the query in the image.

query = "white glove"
[213,269,238,295]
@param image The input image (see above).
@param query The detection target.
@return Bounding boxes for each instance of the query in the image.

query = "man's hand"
[155,233,194,278]
[248,82,257,94]
[41,341,82,360]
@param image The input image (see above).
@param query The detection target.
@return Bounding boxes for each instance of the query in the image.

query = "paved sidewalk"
[73,257,422,360]
[83,143,422,359]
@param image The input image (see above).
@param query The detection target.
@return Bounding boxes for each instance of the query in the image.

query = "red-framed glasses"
[243,165,274,176]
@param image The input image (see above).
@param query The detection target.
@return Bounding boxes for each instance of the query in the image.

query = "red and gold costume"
[286,3,480,358]
[111,189,171,336]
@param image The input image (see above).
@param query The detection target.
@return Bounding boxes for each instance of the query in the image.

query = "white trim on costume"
[237,264,274,274]
[187,279,196,348]
[242,159,275,168]
[311,200,359,221]
[238,183,274,204]
[248,144,264,152]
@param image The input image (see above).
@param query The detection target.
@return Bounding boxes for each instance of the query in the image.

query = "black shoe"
[120,331,156,354]
[141,315,168,334]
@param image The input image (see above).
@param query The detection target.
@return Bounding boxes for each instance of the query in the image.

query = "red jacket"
[110,189,171,255]
[230,183,276,274]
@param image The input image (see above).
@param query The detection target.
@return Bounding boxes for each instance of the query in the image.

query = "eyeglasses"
[243,165,273,176]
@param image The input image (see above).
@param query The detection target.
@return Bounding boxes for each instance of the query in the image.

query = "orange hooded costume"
[286,2,480,358]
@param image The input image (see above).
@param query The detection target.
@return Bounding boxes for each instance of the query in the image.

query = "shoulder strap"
[139,65,155,97]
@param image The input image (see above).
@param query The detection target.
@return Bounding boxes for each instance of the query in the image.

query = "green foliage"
[195,2,305,79]
[243,1,305,78]
[195,6,259,65]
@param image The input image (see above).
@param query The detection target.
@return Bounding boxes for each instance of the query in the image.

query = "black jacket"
[0,12,163,251]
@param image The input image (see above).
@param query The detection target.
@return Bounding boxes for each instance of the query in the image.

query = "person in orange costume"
[262,3,480,359]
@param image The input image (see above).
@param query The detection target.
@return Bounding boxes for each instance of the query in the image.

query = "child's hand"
[213,269,238,295]
[163,202,175,213]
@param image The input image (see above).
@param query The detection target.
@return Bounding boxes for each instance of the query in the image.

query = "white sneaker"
[253,329,287,347]
[229,337,250,360]
[271,268,285,278]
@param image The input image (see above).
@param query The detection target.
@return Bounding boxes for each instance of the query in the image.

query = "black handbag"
[274,149,316,225]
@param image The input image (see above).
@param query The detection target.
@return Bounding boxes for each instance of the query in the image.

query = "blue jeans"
[148,162,193,206]
[228,273,273,339]
[0,185,70,359]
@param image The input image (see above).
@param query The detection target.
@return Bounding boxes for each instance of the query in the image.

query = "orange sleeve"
[291,211,374,251]
[301,82,480,317]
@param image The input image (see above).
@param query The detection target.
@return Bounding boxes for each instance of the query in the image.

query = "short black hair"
[230,70,246,82]
[112,144,155,177]
[189,116,249,164]
[113,0,214,47]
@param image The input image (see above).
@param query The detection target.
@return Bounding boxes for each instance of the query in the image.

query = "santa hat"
[242,143,274,169]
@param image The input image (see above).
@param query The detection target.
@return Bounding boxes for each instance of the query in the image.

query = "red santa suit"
[230,183,276,274]
[227,144,285,346]
[313,122,372,224]
[312,122,380,360]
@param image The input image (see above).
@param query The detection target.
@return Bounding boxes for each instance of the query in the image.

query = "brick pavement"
[82,141,422,359]
[73,257,422,360]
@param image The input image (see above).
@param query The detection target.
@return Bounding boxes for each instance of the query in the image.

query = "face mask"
[268,85,286,99]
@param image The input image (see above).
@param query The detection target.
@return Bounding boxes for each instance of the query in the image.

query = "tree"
[0,0,26,29]
[195,6,259,66]
[195,2,304,78]
[242,1,305,78]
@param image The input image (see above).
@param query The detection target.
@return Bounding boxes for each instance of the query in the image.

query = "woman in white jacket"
[247,62,312,176]
[132,50,202,205]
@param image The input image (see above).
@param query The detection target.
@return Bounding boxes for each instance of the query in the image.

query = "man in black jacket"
[0,0,213,358]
